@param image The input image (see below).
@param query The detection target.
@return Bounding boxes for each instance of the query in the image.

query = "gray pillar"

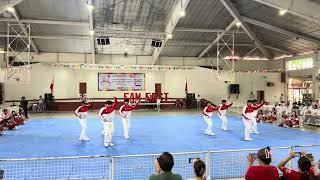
[312,52,319,101]
[284,58,289,104]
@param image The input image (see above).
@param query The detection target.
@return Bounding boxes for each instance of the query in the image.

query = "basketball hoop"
[14,77,20,83]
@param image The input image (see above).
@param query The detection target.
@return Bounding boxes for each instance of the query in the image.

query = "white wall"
[4,63,285,105]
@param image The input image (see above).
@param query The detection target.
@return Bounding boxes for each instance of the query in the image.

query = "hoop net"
[6,67,31,84]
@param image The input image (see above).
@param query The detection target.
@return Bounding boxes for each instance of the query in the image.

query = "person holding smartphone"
[278,151,316,179]
[245,147,279,180]
[149,152,182,180]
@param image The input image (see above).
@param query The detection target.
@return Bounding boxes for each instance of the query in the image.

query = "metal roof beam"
[88,0,95,64]
[219,0,273,60]
[242,16,320,45]
[0,0,24,15]
[198,20,236,58]
[0,18,88,26]
[9,7,39,54]
[252,0,320,25]
[175,27,245,34]
[152,0,191,65]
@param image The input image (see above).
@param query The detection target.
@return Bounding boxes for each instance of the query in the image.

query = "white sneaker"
[104,143,109,147]
[124,136,130,139]
[79,137,90,141]
[205,133,215,136]
[253,131,260,134]
[108,143,114,146]
[244,138,253,141]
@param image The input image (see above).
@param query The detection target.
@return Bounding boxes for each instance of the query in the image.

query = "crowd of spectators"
[148,149,320,180]
[255,100,320,128]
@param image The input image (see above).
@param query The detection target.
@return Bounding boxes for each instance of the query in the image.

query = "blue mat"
[0,114,319,159]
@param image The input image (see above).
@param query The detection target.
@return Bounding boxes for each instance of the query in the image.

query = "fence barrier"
[0,145,319,180]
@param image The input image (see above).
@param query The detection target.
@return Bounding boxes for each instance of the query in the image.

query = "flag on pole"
[50,77,54,95]
[185,77,188,94]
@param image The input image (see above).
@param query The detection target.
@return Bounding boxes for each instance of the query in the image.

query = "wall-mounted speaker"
[97,37,110,45]
[267,82,275,87]
[151,39,162,47]
[229,84,240,94]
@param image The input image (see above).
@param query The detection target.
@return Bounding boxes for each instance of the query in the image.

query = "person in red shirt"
[217,100,233,131]
[119,99,138,139]
[74,101,92,141]
[98,97,117,147]
[245,146,279,180]
[203,102,219,136]
[278,151,316,180]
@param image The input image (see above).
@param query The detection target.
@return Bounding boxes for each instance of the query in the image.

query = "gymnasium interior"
[0,0,320,179]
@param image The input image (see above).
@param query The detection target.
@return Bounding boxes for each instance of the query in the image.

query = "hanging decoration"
[47,63,195,71]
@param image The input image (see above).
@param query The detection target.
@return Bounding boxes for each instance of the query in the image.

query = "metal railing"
[0,145,319,180]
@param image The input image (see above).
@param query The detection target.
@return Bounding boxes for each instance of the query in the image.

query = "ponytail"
[194,159,206,177]
[298,156,312,180]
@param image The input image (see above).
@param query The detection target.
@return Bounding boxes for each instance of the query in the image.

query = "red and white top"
[203,106,219,118]
[279,167,314,180]
[242,105,254,120]
[251,103,264,118]
[218,103,233,116]
[75,103,92,118]
[1,112,10,121]
[242,104,264,119]
[119,103,138,119]
[99,97,118,121]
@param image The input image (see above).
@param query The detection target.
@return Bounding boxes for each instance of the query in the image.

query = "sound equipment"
[45,93,53,102]
[266,82,275,87]
[186,93,195,108]
[281,72,286,83]
[97,37,110,45]
[151,39,162,47]
[229,84,240,94]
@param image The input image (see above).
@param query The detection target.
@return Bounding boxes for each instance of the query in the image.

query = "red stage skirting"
[6,98,192,111]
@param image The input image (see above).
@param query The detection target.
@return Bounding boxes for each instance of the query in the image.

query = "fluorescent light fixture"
[235,21,242,27]
[87,4,94,10]
[7,7,14,13]
[166,33,173,39]
[180,10,185,17]
[89,30,95,36]
[279,9,287,16]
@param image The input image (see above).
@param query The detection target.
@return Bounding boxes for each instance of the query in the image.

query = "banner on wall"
[98,73,145,91]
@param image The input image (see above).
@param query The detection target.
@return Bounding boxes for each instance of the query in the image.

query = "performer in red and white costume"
[119,99,138,139]
[251,99,264,134]
[218,100,233,131]
[74,101,92,141]
[242,100,254,141]
[98,97,117,147]
[203,102,219,136]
